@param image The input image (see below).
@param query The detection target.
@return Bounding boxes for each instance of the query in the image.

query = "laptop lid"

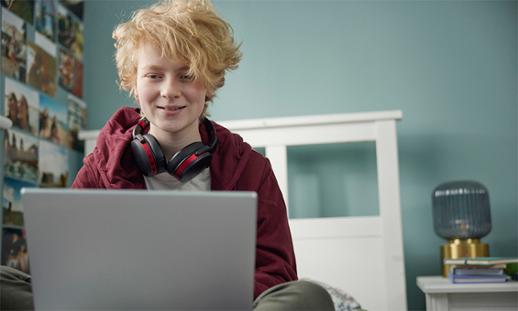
[22,189,257,311]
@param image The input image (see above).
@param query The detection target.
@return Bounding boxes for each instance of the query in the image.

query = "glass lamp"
[432,180,491,276]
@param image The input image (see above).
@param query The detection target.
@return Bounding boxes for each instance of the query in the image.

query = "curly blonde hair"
[113,0,241,110]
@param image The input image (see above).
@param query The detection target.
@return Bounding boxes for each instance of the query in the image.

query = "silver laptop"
[22,189,257,311]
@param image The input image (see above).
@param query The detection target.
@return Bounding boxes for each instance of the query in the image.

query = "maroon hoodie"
[72,107,297,298]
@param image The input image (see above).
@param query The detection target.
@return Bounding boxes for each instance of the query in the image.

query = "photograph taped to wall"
[34,0,56,41]
[38,140,69,187]
[26,41,57,96]
[57,2,83,60]
[1,227,30,274]
[67,93,86,152]
[59,47,83,98]
[39,93,70,147]
[1,0,34,24]
[1,7,27,82]
[2,176,36,227]
[4,77,40,136]
[58,47,73,91]
[34,30,56,57]
[71,57,83,97]
[4,129,39,183]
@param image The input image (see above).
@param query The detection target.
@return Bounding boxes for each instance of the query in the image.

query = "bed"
[80,110,407,311]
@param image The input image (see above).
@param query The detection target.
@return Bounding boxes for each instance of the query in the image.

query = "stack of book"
[444,257,518,284]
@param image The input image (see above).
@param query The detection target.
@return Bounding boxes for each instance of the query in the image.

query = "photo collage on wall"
[1,0,85,274]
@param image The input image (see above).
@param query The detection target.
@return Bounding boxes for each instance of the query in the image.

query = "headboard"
[80,110,407,311]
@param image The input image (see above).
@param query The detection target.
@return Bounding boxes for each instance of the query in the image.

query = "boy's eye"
[179,73,194,82]
[145,73,162,79]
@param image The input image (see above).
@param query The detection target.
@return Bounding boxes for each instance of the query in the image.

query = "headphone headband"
[132,116,149,137]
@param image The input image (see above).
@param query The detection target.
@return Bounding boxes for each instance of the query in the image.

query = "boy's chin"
[150,120,195,135]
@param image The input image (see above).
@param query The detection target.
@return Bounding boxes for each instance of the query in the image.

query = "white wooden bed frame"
[79,110,407,311]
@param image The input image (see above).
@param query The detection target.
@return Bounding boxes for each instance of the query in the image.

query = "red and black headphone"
[131,117,217,182]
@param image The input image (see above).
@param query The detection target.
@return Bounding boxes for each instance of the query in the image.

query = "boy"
[1,1,334,310]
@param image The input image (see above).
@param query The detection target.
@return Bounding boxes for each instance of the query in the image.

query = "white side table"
[417,276,518,311]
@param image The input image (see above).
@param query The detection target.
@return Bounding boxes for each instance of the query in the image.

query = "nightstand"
[417,276,518,311]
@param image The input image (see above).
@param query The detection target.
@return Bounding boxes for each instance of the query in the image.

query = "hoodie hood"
[86,106,254,190]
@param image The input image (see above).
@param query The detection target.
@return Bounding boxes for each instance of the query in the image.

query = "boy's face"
[135,42,208,141]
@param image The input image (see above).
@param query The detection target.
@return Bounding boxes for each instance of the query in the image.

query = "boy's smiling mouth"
[157,105,186,111]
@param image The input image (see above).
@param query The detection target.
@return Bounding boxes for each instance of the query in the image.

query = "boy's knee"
[291,280,328,295]
[290,280,334,308]
[254,280,334,311]
[0,266,34,311]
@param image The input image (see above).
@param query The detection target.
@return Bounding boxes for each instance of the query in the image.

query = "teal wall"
[83,1,518,310]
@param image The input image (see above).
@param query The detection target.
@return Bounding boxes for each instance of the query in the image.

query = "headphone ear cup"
[130,138,154,176]
[167,142,210,182]
[130,134,166,176]
[176,152,212,183]
[142,134,167,174]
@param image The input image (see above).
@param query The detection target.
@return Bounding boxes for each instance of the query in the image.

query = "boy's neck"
[149,125,202,160]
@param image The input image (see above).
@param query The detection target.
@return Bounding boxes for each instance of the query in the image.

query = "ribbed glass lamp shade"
[432,181,492,240]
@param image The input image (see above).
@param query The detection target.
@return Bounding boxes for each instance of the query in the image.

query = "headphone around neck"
[131,117,217,182]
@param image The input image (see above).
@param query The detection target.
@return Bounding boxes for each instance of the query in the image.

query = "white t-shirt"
[143,168,211,191]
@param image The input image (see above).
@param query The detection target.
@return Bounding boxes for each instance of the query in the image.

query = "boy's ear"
[133,88,139,102]
[206,90,214,102]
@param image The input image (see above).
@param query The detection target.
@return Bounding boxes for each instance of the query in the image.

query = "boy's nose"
[160,79,181,99]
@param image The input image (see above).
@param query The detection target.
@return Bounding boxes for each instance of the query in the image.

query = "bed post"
[375,119,407,311]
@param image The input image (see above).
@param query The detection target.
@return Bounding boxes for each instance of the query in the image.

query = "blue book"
[453,268,504,276]
[449,274,508,284]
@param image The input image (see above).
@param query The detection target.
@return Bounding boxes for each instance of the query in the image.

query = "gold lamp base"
[441,238,489,277]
